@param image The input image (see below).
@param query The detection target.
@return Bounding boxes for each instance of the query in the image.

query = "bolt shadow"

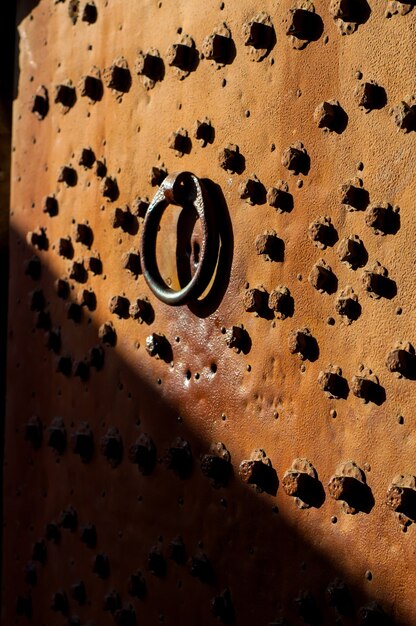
[247,23,277,59]
[349,0,372,25]
[247,180,267,206]
[305,335,320,363]
[286,9,324,43]
[344,298,361,322]
[111,67,132,94]
[245,463,278,497]
[364,380,386,406]
[302,474,326,509]
[305,11,324,42]
[231,152,246,176]
[368,275,397,300]
[221,37,237,66]
[83,75,104,102]
[332,106,349,135]
[368,84,387,111]
[341,480,375,515]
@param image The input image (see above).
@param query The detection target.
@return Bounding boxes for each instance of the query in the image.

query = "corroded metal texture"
[4,0,416,625]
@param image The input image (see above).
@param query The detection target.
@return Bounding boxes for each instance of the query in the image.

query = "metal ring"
[140,171,219,305]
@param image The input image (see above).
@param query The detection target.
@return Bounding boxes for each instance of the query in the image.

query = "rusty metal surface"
[4,0,416,624]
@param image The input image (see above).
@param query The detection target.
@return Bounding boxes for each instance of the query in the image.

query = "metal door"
[4,1,416,624]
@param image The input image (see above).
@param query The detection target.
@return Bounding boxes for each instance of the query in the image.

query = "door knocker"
[140,171,219,305]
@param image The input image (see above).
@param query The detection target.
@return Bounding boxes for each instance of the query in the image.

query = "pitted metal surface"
[4,0,416,624]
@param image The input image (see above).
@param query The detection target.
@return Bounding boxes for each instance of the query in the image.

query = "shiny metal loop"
[140,171,219,305]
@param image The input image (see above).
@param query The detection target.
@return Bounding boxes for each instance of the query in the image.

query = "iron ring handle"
[140,171,219,306]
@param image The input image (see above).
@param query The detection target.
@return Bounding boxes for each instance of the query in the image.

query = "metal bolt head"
[386,348,414,375]
[99,321,117,346]
[211,588,234,623]
[54,83,76,108]
[55,278,70,299]
[309,261,335,293]
[92,553,110,579]
[168,536,187,564]
[314,100,343,131]
[224,325,246,352]
[255,232,282,260]
[80,523,97,548]
[145,332,168,358]
[103,589,121,613]
[168,128,189,155]
[200,454,231,487]
[218,144,241,173]
[82,1,97,23]
[281,143,309,174]
[128,571,146,599]
[122,251,141,276]
[238,175,263,205]
[31,86,49,119]
[149,166,168,186]
[60,506,78,531]
[286,8,314,37]
[190,552,213,583]
[136,50,162,79]
[288,328,314,360]
[74,223,93,247]
[101,176,119,201]
[32,539,47,564]
[129,298,152,323]
[268,286,293,319]
[56,355,72,377]
[29,288,45,311]
[128,434,157,475]
[101,427,123,468]
[45,522,61,543]
[58,165,77,186]
[131,196,149,218]
[147,546,166,576]
[78,147,95,168]
[243,20,273,49]
[103,59,131,92]
[25,415,43,449]
[72,422,94,463]
[166,43,192,70]
[27,228,48,251]
[355,81,385,110]
[337,236,366,269]
[71,580,87,605]
[58,237,74,259]
[80,74,103,101]
[89,345,105,370]
[73,360,90,384]
[391,101,416,132]
[25,255,41,280]
[66,302,83,323]
[266,184,293,212]
[165,437,192,478]
[86,255,102,275]
[318,368,347,399]
[47,417,67,454]
[243,287,267,313]
[43,194,58,216]
[108,295,130,318]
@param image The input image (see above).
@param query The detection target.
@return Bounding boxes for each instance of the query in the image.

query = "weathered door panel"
[4,1,416,625]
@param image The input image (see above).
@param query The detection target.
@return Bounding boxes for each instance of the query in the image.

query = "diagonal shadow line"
[1,224,404,626]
